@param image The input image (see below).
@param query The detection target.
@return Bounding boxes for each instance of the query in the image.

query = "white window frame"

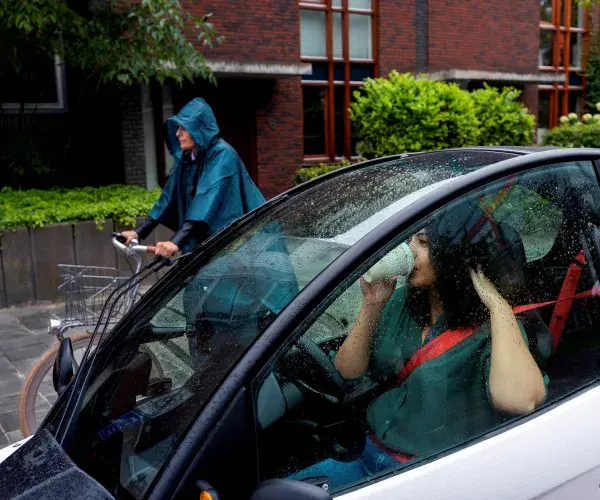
[1,55,68,113]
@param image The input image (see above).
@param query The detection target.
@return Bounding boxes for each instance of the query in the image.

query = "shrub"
[0,185,161,230]
[542,122,600,148]
[294,160,353,185]
[470,85,535,146]
[542,102,600,148]
[349,72,479,158]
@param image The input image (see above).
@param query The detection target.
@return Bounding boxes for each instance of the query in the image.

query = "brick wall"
[121,86,146,187]
[379,1,417,75]
[187,0,300,63]
[255,78,303,199]
[428,0,539,74]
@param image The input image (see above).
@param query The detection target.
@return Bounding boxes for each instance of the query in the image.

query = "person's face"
[176,125,195,151]
[408,231,437,288]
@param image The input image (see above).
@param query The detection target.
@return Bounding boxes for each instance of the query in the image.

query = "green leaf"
[3,0,221,86]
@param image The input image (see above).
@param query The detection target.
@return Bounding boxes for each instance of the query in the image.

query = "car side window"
[252,161,600,495]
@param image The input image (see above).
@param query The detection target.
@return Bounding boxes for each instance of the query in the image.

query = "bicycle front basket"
[58,265,136,326]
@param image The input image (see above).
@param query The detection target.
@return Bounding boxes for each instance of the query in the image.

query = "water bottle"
[363,242,415,283]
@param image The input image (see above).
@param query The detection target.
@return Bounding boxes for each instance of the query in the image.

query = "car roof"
[289,147,561,197]
[325,147,562,245]
[444,146,560,155]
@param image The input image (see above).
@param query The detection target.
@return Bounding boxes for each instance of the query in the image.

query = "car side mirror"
[249,479,332,500]
[53,337,76,395]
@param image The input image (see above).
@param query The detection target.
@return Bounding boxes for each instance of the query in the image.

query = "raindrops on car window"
[253,160,600,494]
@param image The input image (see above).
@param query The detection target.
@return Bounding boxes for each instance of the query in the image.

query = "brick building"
[2,1,591,196]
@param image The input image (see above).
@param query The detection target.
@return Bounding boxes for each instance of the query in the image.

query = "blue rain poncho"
[149,98,266,252]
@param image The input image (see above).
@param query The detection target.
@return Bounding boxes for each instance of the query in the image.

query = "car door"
[34,149,520,500]
[250,153,600,500]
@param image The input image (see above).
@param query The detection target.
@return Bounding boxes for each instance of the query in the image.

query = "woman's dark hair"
[407,201,527,330]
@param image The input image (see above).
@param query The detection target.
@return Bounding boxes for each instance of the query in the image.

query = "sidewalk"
[0,302,74,450]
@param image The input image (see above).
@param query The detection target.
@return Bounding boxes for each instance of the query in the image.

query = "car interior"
[254,162,600,484]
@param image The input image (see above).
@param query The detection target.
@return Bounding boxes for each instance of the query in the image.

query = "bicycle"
[18,234,159,437]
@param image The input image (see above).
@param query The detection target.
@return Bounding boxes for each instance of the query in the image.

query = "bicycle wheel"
[18,333,165,437]
[18,332,96,438]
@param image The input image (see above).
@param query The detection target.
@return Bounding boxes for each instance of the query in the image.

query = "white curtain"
[301,10,327,57]
[349,14,372,59]
[350,0,371,9]
[333,13,343,58]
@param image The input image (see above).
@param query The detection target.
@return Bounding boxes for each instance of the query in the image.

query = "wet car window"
[74,150,515,497]
[253,161,600,494]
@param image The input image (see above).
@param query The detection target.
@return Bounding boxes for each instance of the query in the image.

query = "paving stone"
[0,316,23,332]
[12,357,43,377]
[0,372,25,396]
[19,312,53,332]
[0,333,46,352]
[4,343,48,363]
[0,432,9,448]
[0,327,30,339]
[0,411,20,432]
[6,429,24,445]
[0,355,16,373]
[0,394,20,414]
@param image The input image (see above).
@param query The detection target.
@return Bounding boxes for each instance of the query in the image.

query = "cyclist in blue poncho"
[122,98,266,256]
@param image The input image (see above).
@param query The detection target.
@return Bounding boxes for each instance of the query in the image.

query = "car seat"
[493,221,554,367]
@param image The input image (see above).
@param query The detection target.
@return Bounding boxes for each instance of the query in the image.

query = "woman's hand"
[336,276,396,379]
[474,262,547,414]
[360,276,398,307]
[469,266,507,311]
[121,230,139,246]
[156,241,179,258]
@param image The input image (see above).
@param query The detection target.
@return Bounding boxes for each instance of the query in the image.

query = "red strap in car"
[398,285,600,385]
[369,432,416,463]
[395,326,478,385]
[396,253,597,385]
[378,250,592,463]
[548,250,586,349]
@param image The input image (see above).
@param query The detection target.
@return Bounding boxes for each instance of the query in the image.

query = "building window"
[300,0,377,160]
[0,54,67,113]
[538,0,587,135]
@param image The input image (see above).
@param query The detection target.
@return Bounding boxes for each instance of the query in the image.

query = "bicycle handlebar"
[111,234,157,255]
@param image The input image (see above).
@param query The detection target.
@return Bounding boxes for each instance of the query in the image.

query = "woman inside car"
[291,198,547,488]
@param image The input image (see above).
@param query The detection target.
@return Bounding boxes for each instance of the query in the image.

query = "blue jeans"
[288,436,405,492]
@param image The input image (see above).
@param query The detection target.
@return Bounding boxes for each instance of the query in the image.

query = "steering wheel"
[294,335,348,404]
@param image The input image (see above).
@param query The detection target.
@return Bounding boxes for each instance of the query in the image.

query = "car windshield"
[70,150,517,498]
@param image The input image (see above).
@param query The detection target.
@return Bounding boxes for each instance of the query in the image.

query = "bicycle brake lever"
[111,232,127,244]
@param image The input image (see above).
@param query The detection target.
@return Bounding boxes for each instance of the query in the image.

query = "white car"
[2,147,600,500]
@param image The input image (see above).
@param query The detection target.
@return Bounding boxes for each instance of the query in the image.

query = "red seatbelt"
[397,282,600,386]
[396,252,594,386]
[395,326,478,385]
[548,250,586,349]
[369,432,415,463]
[375,247,591,464]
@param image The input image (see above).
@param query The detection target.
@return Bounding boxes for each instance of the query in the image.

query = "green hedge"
[0,185,161,230]
[349,73,535,158]
[542,108,600,148]
[294,160,353,185]
[471,85,535,146]
[350,72,479,158]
